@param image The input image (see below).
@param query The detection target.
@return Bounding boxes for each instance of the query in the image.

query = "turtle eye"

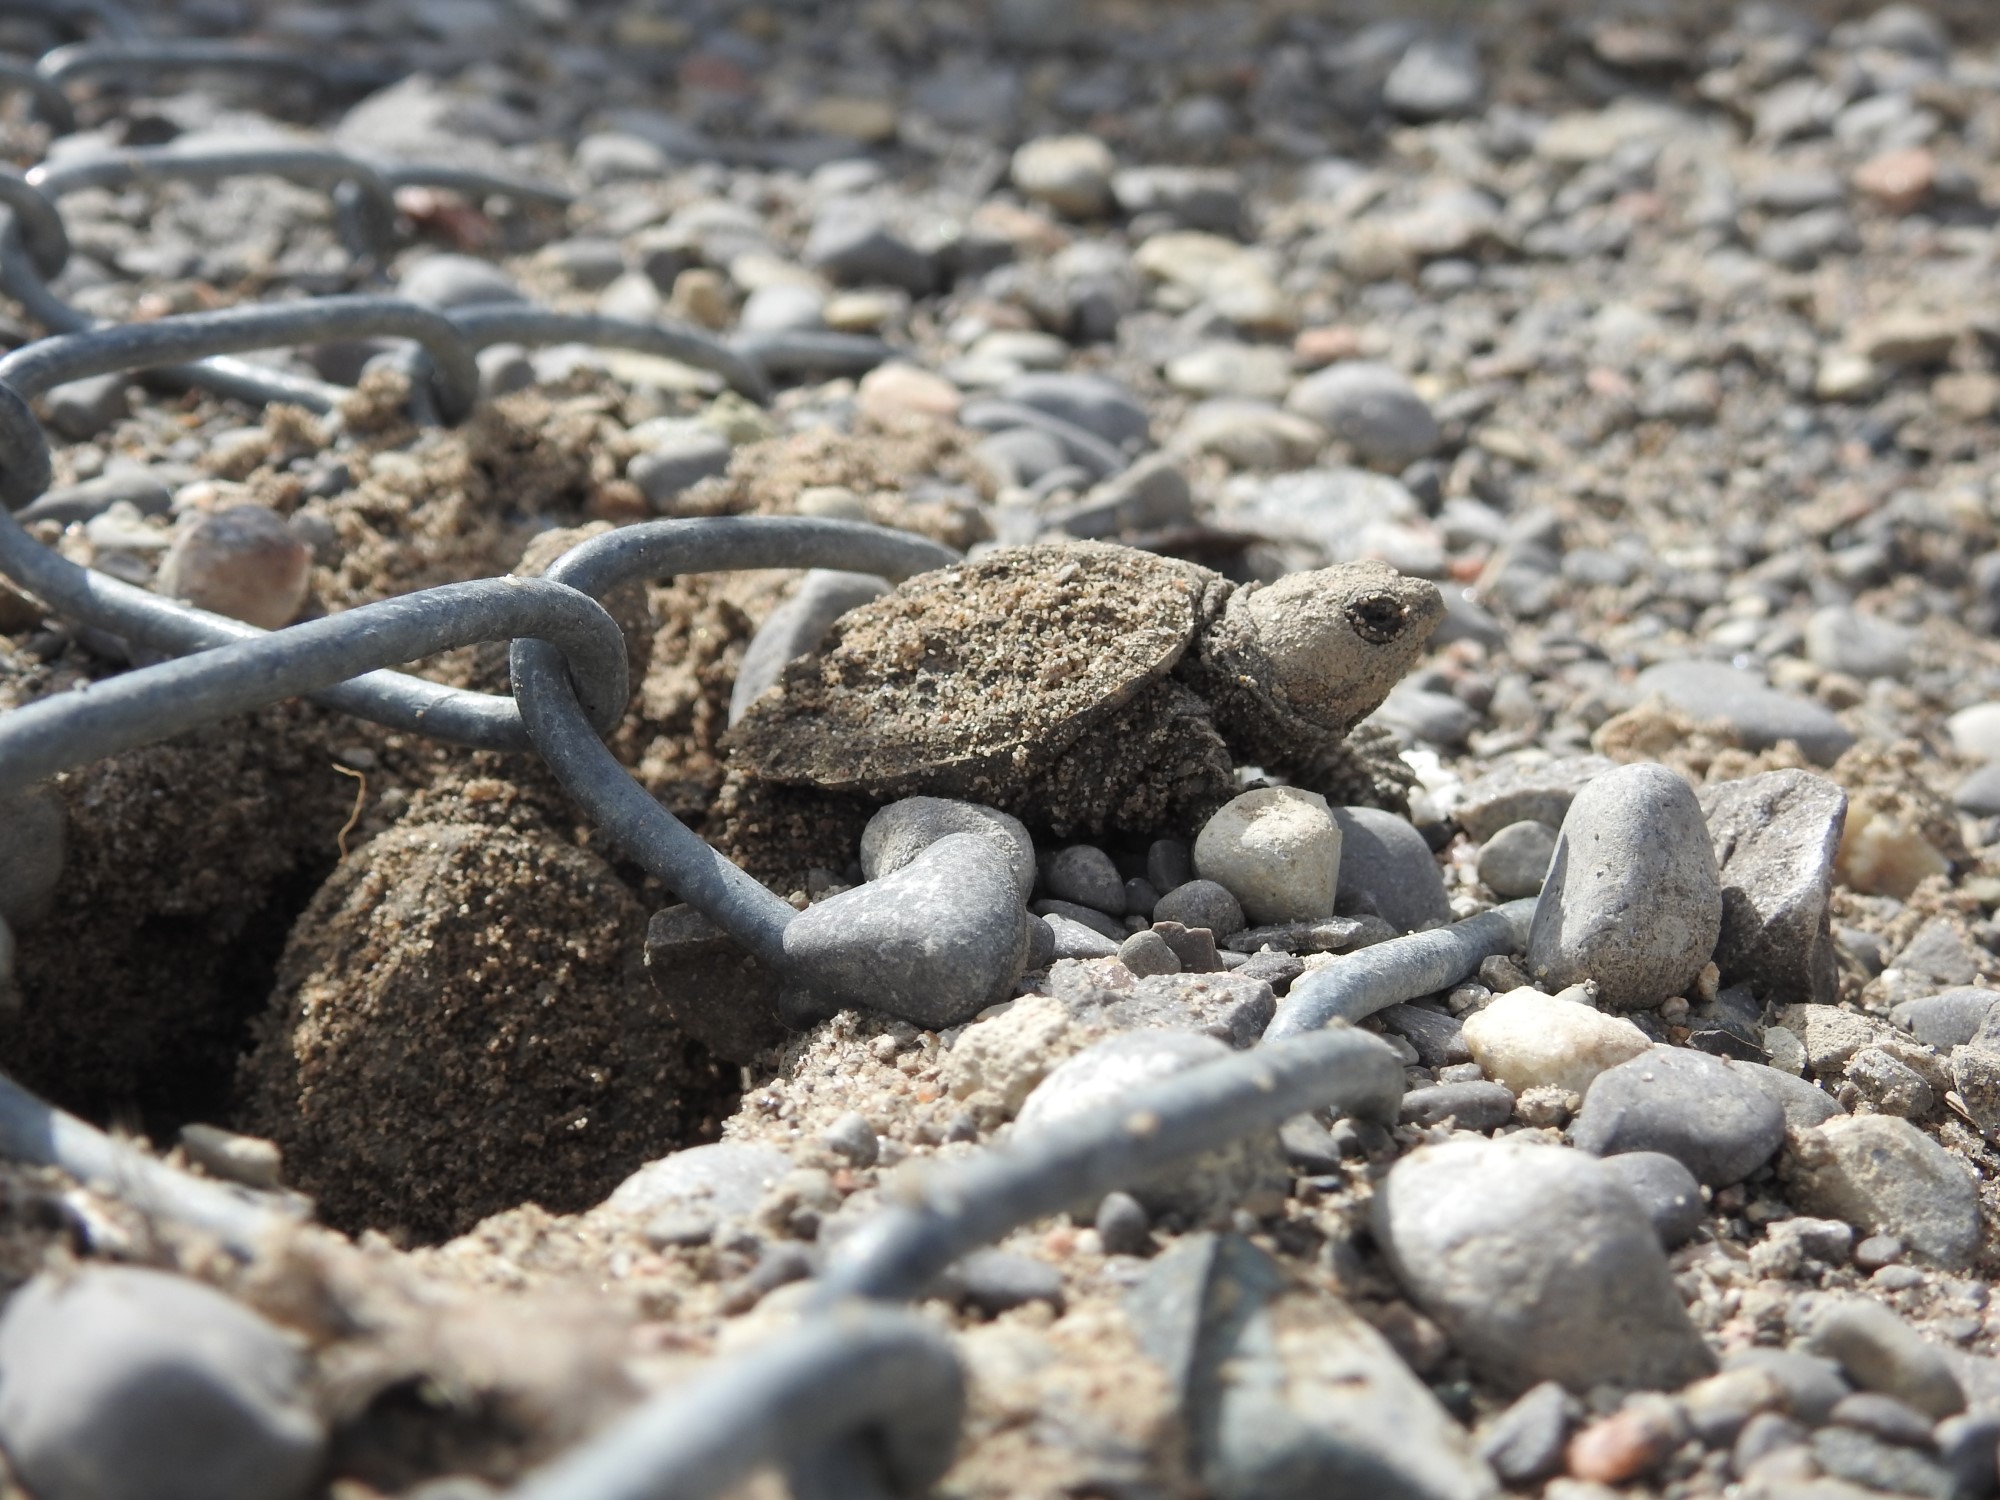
[1346,592,1409,644]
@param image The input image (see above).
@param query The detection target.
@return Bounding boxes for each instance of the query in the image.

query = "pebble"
[1741,1064,1845,1129]
[399,253,525,308]
[1478,1381,1576,1486]
[1330,805,1452,931]
[1783,1115,1982,1269]
[1010,134,1116,218]
[1044,844,1125,916]
[40,374,130,442]
[937,1249,1065,1316]
[1810,1425,1955,1496]
[858,798,1037,902]
[1634,661,1855,765]
[819,1111,878,1168]
[1383,35,1484,120]
[1804,606,1917,681]
[1095,1190,1151,1255]
[1477,820,1558,899]
[1283,361,1441,470]
[1377,1002,1471,1069]
[782,832,1032,1027]
[1600,1151,1704,1248]
[1453,756,1614,842]
[1946,703,2000,762]
[1016,1031,1286,1220]
[1793,1296,1965,1419]
[627,429,733,508]
[803,203,933,295]
[1032,898,1124,942]
[605,1141,793,1220]
[1147,839,1194,894]
[0,1266,324,1500]
[1565,1398,1681,1484]
[1828,1392,1934,1447]
[1373,1138,1715,1392]
[1571,1047,1787,1186]
[1193,787,1342,926]
[1952,763,2000,816]
[1700,770,1847,1007]
[1150,921,1221,974]
[156,506,312,631]
[1399,1080,1514,1132]
[1461,988,1652,1096]
[1527,762,1723,1010]
[726,570,886,720]
[1117,928,1180,978]
[999,372,1150,449]
[1725,1349,1853,1427]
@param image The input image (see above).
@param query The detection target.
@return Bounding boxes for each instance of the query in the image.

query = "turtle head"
[1215,560,1444,736]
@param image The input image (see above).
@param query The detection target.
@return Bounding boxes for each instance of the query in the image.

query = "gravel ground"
[7,1,2000,1497]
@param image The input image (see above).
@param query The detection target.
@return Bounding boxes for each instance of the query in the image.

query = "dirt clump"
[239,781,731,1243]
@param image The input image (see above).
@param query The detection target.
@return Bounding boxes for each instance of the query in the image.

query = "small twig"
[332,764,366,858]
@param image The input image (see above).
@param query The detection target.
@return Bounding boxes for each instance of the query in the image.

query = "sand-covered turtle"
[714,541,1443,875]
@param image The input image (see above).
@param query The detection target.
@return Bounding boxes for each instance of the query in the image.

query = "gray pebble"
[1701,770,1847,1007]
[1891,988,2000,1050]
[1634,661,1855,765]
[41,374,130,442]
[1810,1425,1954,1496]
[937,1249,1064,1315]
[1854,1235,1906,1271]
[784,833,1032,1028]
[1046,844,1126,915]
[1741,1062,1846,1129]
[1936,1412,2000,1500]
[1376,1003,1471,1069]
[1383,35,1484,120]
[1805,606,1917,681]
[628,431,733,508]
[1572,1047,1786,1186]
[18,469,172,526]
[1794,1296,1966,1419]
[1332,806,1452,931]
[1375,683,1480,748]
[1828,1392,1935,1447]
[1095,1190,1151,1255]
[0,1267,324,1500]
[729,570,889,725]
[1528,762,1723,1010]
[1118,928,1181,977]
[1453,755,1614,842]
[1953,763,2000,817]
[1399,1080,1514,1132]
[1600,1151,1704,1249]
[1279,1114,1345,1173]
[1043,913,1119,960]
[999,371,1149,448]
[475,343,534,398]
[1235,949,1305,994]
[1477,820,1558,899]
[399,253,525,309]
[1725,1348,1853,1426]
[1476,1380,1575,1486]
[606,1141,793,1219]
[737,283,827,335]
[1733,1411,1811,1478]
[1152,879,1246,938]
[1042,453,1194,539]
[803,203,933,295]
[860,798,1037,901]
[1373,1138,1714,1392]
[1284,361,1441,469]
[1032,898,1125,941]
[1024,911,1057,969]
[1123,878,1160,920]
[1109,165,1243,233]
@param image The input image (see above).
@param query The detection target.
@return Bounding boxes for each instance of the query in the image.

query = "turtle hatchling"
[715,541,1443,877]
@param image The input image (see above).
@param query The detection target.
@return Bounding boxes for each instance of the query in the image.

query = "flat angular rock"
[1782,1115,1982,1269]
[645,904,794,1063]
[1130,1234,1498,1500]
[1794,1296,1965,1419]
[1701,771,1847,1006]
[1528,763,1723,1010]
[605,1141,793,1220]
[1571,1047,1787,1186]
[0,1267,324,1500]
[1373,1138,1714,1393]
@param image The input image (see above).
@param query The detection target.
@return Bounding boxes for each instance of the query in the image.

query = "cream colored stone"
[1193,787,1342,926]
[1462,988,1652,1097]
